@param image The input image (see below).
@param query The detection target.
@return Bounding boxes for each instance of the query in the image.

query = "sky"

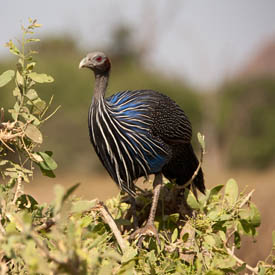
[1,0,275,89]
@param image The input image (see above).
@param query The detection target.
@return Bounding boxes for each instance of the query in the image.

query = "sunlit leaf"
[250,202,261,227]
[0,70,15,87]
[224,178,238,206]
[25,124,43,144]
[28,72,54,83]
[197,132,205,151]
[121,246,137,263]
[71,199,97,214]
[171,228,178,243]
[37,151,57,170]
[184,189,200,210]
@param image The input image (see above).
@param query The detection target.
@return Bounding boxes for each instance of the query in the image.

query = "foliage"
[0,20,274,275]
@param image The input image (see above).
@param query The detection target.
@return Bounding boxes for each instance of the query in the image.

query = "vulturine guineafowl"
[79,51,205,241]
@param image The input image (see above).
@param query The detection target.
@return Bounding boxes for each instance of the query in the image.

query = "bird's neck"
[93,72,109,101]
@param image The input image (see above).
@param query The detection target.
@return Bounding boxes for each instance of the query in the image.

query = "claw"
[130,222,160,247]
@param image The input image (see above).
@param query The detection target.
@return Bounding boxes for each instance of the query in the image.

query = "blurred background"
[1,0,275,266]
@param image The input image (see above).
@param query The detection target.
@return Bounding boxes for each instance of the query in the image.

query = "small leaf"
[71,199,97,214]
[0,70,15,87]
[258,265,266,275]
[204,235,216,247]
[182,232,189,242]
[25,124,43,143]
[26,38,40,42]
[121,246,137,263]
[234,231,241,249]
[171,228,178,243]
[224,178,238,206]
[37,151,57,170]
[208,184,224,200]
[32,99,46,115]
[235,263,246,273]
[184,189,200,210]
[26,89,38,100]
[63,183,80,202]
[5,40,20,56]
[28,72,54,83]
[250,203,261,227]
[207,208,219,221]
[197,132,205,151]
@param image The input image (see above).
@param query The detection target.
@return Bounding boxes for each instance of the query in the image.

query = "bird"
[79,51,205,241]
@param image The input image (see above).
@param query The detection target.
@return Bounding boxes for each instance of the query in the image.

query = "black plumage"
[79,52,205,240]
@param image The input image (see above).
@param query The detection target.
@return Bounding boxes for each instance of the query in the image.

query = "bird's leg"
[130,173,162,246]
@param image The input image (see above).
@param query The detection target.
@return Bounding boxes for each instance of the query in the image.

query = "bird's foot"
[130,221,160,248]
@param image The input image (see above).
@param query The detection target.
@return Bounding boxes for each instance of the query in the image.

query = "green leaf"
[39,166,56,178]
[207,208,219,220]
[204,235,216,247]
[26,38,40,43]
[5,40,20,56]
[28,72,54,83]
[182,232,189,242]
[197,132,205,151]
[235,263,246,273]
[25,124,43,144]
[171,228,178,243]
[184,189,200,210]
[209,184,224,199]
[32,99,46,115]
[0,70,15,87]
[53,184,66,214]
[26,89,39,100]
[250,203,261,227]
[234,231,241,249]
[258,265,266,275]
[71,199,97,214]
[37,151,57,170]
[63,183,80,202]
[224,178,238,206]
[121,246,137,263]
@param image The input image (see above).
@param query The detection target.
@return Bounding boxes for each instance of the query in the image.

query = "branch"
[225,246,258,274]
[95,201,127,253]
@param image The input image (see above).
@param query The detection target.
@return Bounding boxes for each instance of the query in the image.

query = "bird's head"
[79,52,111,74]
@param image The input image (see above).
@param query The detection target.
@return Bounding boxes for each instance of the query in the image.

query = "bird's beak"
[79,57,88,69]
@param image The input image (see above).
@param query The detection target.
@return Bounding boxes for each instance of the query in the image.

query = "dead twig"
[95,201,128,253]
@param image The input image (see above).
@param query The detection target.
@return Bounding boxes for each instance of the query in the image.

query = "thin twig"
[240,190,255,208]
[225,246,258,273]
[96,201,127,253]
[35,218,56,232]
[13,175,23,204]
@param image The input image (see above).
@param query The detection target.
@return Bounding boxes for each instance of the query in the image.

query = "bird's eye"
[95,56,103,62]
